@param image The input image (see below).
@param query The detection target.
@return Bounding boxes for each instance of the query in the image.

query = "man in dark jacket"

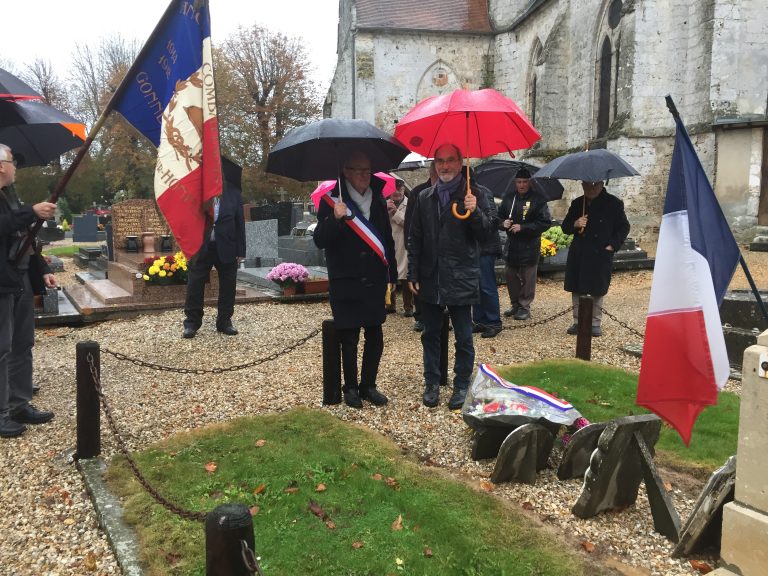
[499,168,551,321]
[0,143,56,438]
[408,143,495,410]
[561,180,630,336]
[183,157,246,338]
[313,150,397,409]
[471,182,503,337]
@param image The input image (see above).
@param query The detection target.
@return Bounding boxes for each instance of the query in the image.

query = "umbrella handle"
[452,164,475,220]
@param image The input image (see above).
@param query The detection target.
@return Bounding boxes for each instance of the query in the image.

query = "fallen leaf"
[83,551,97,571]
[391,514,403,531]
[479,480,494,492]
[664,482,673,492]
[249,506,260,516]
[372,473,383,481]
[423,547,433,558]
[308,499,328,520]
[521,501,534,510]
[255,439,267,447]
[204,462,217,474]
[283,487,299,494]
[315,483,327,492]
[193,405,204,414]
[580,540,595,553]
[489,346,496,353]
[325,520,336,529]
[253,484,266,495]
[352,541,364,549]
[689,560,713,574]
[385,477,400,490]
[63,518,75,526]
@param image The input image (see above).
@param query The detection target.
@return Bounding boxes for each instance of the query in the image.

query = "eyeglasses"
[0,159,18,167]
[345,167,371,175]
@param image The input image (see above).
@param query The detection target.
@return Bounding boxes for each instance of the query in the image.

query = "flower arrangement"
[137,251,188,285]
[561,416,591,446]
[540,237,557,258]
[266,262,309,287]
[542,225,573,250]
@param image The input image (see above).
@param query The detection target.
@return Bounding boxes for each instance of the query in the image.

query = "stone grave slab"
[471,425,517,461]
[557,422,608,480]
[490,424,554,485]
[73,214,99,242]
[245,220,278,266]
[635,430,681,542]
[45,255,65,273]
[673,456,736,558]
[572,414,661,519]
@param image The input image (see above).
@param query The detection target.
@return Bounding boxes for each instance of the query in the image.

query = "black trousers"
[336,325,384,392]
[183,241,238,330]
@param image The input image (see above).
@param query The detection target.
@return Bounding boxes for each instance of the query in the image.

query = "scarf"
[436,173,462,207]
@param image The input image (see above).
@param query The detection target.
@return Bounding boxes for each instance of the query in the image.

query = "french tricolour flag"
[112,0,222,258]
[636,114,739,446]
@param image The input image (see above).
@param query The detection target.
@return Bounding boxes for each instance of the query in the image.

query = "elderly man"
[561,180,630,336]
[408,143,495,409]
[0,143,56,438]
[313,150,397,409]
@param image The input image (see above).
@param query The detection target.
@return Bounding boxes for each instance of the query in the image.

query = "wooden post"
[76,340,101,459]
[440,309,449,386]
[205,503,255,576]
[321,320,341,404]
[575,296,593,361]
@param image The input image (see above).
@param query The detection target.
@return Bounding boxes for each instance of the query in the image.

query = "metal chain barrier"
[86,352,207,523]
[501,305,573,331]
[600,306,645,340]
[241,539,265,575]
[102,327,322,374]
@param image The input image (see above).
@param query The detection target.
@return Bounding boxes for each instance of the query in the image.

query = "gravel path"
[3,252,766,575]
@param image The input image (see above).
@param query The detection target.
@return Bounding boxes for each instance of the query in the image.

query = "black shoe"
[472,323,485,333]
[403,310,414,318]
[0,419,26,438]
[343,387,363,409]
[591,326,603,337]
[12,404,54,425]
[385,307,396,314]
[422,383,439,408]
[513,309,530,321]
[182,326,197,339]
[217,325,239,336]
[566,323,578,335]
[503,306,518,318]
[360,387,388,406]
[413,321,425,332]
[481,325,502,338]
[448,387,468,410]
[32,384,40,395]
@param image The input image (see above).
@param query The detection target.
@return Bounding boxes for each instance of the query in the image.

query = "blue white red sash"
[478,364,574,412]
[320,189,388,266]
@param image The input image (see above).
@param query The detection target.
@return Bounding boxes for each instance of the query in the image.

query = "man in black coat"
[408,143,495,410]
[313,150,397,409]
[182,157,246,338]
[561,180,630,336]
[0,143,56,438]
[499,168,551,321]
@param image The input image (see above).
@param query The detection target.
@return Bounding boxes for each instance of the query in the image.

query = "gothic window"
[530,75,537,127]
[597,37,612,137]
[594,0,623,139]
[527,38,543,131]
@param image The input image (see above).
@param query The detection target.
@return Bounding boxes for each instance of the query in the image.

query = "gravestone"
[244,220,278,268]
[38,219,64,243]
[471,425,517,460]
[250,204,280,223]
[278,235,326,267]
[557,422,609,480]
[72,214,99,242]
[490,424,554,485]
[720,289,768,369]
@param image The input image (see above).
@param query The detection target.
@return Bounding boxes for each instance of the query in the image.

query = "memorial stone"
[557,422,609,480]
[244,220,278,267]
[471,426,517,461]
[490,424,554,485]
[72,214,99,242]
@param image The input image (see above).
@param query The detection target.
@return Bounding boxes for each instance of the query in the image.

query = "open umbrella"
[0,68,86,167]
[532,148,639,182]
[266,118,409,182]
[396,151,430,171]
[310,172,396,210]
[473,159,564,201]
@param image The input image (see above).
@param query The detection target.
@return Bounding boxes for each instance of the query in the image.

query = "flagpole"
[665,94,768,324]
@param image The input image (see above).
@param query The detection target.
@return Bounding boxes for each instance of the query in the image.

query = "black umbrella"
[266,118,410,181]
[0,68,86,167]
[473,159,564,201]
[532,148,639,182]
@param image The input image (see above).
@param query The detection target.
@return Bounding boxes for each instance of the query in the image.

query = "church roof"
[355,0,492,33]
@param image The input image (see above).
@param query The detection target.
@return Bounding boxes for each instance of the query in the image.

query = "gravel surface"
[3,251,766,576]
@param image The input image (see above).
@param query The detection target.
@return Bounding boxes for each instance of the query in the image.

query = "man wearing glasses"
[0,143,57,438]
[407,143,495,410]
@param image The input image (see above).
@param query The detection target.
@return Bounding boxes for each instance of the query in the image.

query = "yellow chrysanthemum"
[159,270,167,277]
[143,275,150,281]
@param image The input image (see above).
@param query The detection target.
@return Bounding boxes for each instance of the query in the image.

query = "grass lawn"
[107,407,609,576]
[498,359,739,471]
[42,244,100,257]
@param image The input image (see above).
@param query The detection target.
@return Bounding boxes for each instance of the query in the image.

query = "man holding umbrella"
[0,143,56,438]
[408,143,495,409]
[561,180,630,336]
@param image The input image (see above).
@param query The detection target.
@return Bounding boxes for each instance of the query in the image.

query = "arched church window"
[597,36,612,137]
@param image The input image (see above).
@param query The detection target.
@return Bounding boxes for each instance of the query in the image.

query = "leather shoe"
[591,326,603,337]
[513,308,530,321]
[360,387,388,406]
[32,384,40,395]
[403,310,414,318]
[448,387,468,410]
[472,323,485,333]
[217,325,239,336]
[503,306,518,317]
[0,419,26,438]
[413,321,425,332]
[481,325,502,338]
[566,323,578,335]
[422,383,439,408]
[182,326,197,339]
[343,387,363,409]
[12,404,54,425]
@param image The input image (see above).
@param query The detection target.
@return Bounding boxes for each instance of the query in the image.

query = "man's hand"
[43,273,57,289]
[463,194,477,213]
[33,202,56,220]
[605,245,614,252]
[333,201,348,220]
[386,199,396,215]
[502,219,512,229]
[510,223,521,233]
[408,281,419,295]
[574,215,588,230]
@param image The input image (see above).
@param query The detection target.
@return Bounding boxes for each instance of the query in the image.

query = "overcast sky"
[2,0,339,90]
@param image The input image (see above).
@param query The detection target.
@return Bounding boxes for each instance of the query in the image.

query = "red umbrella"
[394,88,540,219]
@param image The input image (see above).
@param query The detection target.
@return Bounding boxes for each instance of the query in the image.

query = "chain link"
[501,305,573,331]
[241,539,265,575]
[85,353,207,522]
[600,306,645,340]
[102,327,321,374]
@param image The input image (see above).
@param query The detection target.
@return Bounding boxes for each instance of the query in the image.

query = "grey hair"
[0,144,11,162]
